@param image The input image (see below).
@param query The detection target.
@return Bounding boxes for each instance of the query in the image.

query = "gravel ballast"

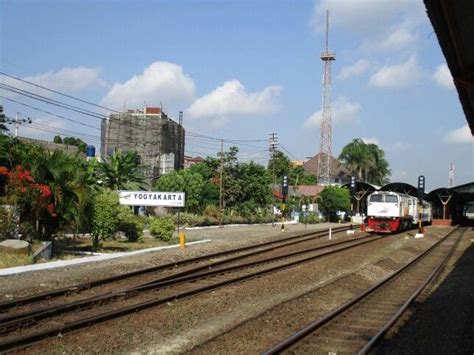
[2,224,472,354]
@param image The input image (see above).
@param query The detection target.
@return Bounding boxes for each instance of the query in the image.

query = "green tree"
[154,169,204,213]
[317,186,351,221]
[28,150,90,235]
[98,151,148,190]
[91,189,120,249]
[289,165,317,185]
[267,150,291,183]
[365,143,391,185]
[339,138,391,185]
[62,137,87,153]
[0,106,7,133]
[53,135,63,144]
[188,162,219,207]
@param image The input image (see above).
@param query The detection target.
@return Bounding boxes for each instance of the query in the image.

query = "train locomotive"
[366,191,432,233]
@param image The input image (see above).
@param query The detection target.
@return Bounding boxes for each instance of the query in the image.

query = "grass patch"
[0,251,33,269]
[54,233,201,254]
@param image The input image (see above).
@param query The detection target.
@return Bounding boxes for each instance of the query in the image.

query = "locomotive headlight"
[392,217,396,220]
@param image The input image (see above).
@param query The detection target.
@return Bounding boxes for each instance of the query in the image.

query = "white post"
[329,227,332,240]
[15,112,19,137]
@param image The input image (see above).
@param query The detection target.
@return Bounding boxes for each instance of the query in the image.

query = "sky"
[1,0,473,191]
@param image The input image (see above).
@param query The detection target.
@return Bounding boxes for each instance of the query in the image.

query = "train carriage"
[366,191,432,233]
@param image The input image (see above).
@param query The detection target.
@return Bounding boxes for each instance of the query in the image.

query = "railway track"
[0,225,353,312]
[263,226,464,354]
[0,226,380,352]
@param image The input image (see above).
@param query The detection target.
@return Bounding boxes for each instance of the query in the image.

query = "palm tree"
[98,151,148,190]
[366,144,391,185]
[31,149,89,236]
[339,138,369,181]
[339,139,391,185]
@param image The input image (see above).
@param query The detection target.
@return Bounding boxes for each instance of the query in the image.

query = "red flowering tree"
[0,165,56,239]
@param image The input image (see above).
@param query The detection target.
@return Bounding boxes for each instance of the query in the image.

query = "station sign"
[118,191,185,207]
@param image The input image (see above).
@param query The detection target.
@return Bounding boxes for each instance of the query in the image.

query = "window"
[370,194,383,202]
[385,195,398,203]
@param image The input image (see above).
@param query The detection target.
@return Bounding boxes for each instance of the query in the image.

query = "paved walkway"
[0,240,211,277]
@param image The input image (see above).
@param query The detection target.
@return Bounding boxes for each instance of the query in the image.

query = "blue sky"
[1,0,473,191]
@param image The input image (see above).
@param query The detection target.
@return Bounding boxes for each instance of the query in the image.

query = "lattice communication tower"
[317,8,335,185]
[448,163,455,188]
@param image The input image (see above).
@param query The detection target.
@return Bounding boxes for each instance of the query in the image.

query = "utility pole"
[269,132,278,226]
[15,112,19,137]
[6,113,31,137]
[219,139,224,227]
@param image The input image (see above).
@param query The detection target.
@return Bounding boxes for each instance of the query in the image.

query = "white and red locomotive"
[366,191,432,233]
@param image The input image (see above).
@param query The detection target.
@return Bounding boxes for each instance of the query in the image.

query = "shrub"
[203,205,220,219]
[201,215,218,226]
[0,207,16,240]
[117,206,144,242]
[173,212,200,227]
[149,217,175,241]
[91,190,120,249]
[299,212,321,224]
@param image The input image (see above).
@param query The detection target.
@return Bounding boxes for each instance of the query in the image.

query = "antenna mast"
[448,163,455,188]
[317,8,335,185]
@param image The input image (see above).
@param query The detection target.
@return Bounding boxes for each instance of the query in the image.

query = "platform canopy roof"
[380,182,419,197]
[451,182,474,202]
[426,187,464,205]
[424,0,474,134]
[341,181,378,193]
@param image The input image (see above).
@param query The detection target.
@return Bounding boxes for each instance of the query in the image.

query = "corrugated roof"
[424,0,474,134]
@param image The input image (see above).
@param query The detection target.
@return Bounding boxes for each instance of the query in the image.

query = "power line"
[279,144,299,160]
[0,71,120,113]
[0,95,101,131]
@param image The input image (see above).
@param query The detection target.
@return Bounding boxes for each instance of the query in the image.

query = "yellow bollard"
[179,231,186,249]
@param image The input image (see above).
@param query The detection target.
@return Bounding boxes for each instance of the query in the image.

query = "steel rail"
[0,232,379,352]
[262,226,460,354]
[358,226,465,354]
[0,231,373,332]
[0,225,352,312]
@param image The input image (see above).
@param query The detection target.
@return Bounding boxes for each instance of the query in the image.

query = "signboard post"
[119,191,186,247]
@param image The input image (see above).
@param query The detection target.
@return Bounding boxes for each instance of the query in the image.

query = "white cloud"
[369,56,421,88]
[20,115,67,141]
[443,125,473,144]
[377,27,417,51]
[361,137,380,145]
[311,0,419,35]
[304,96,361,129]
[185,80,281,126]
[100,61,196,111]
[337,59,370,80]
[433,64,455,89]
[0,67,106,98]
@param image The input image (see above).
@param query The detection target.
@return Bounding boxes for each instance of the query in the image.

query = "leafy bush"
[0,207,16,240]
[203,205,220,219]
[117,206,144,242]
[149,217,175,241]
[91,190,120,249]
[200,215,218,226]
[173,212,201,227]
[299,212,322,224]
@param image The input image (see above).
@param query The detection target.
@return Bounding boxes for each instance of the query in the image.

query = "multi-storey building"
[101,107,185,180]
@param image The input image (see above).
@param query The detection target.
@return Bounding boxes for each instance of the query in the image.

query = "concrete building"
[19,137,83,157]
[101,107,185,180]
